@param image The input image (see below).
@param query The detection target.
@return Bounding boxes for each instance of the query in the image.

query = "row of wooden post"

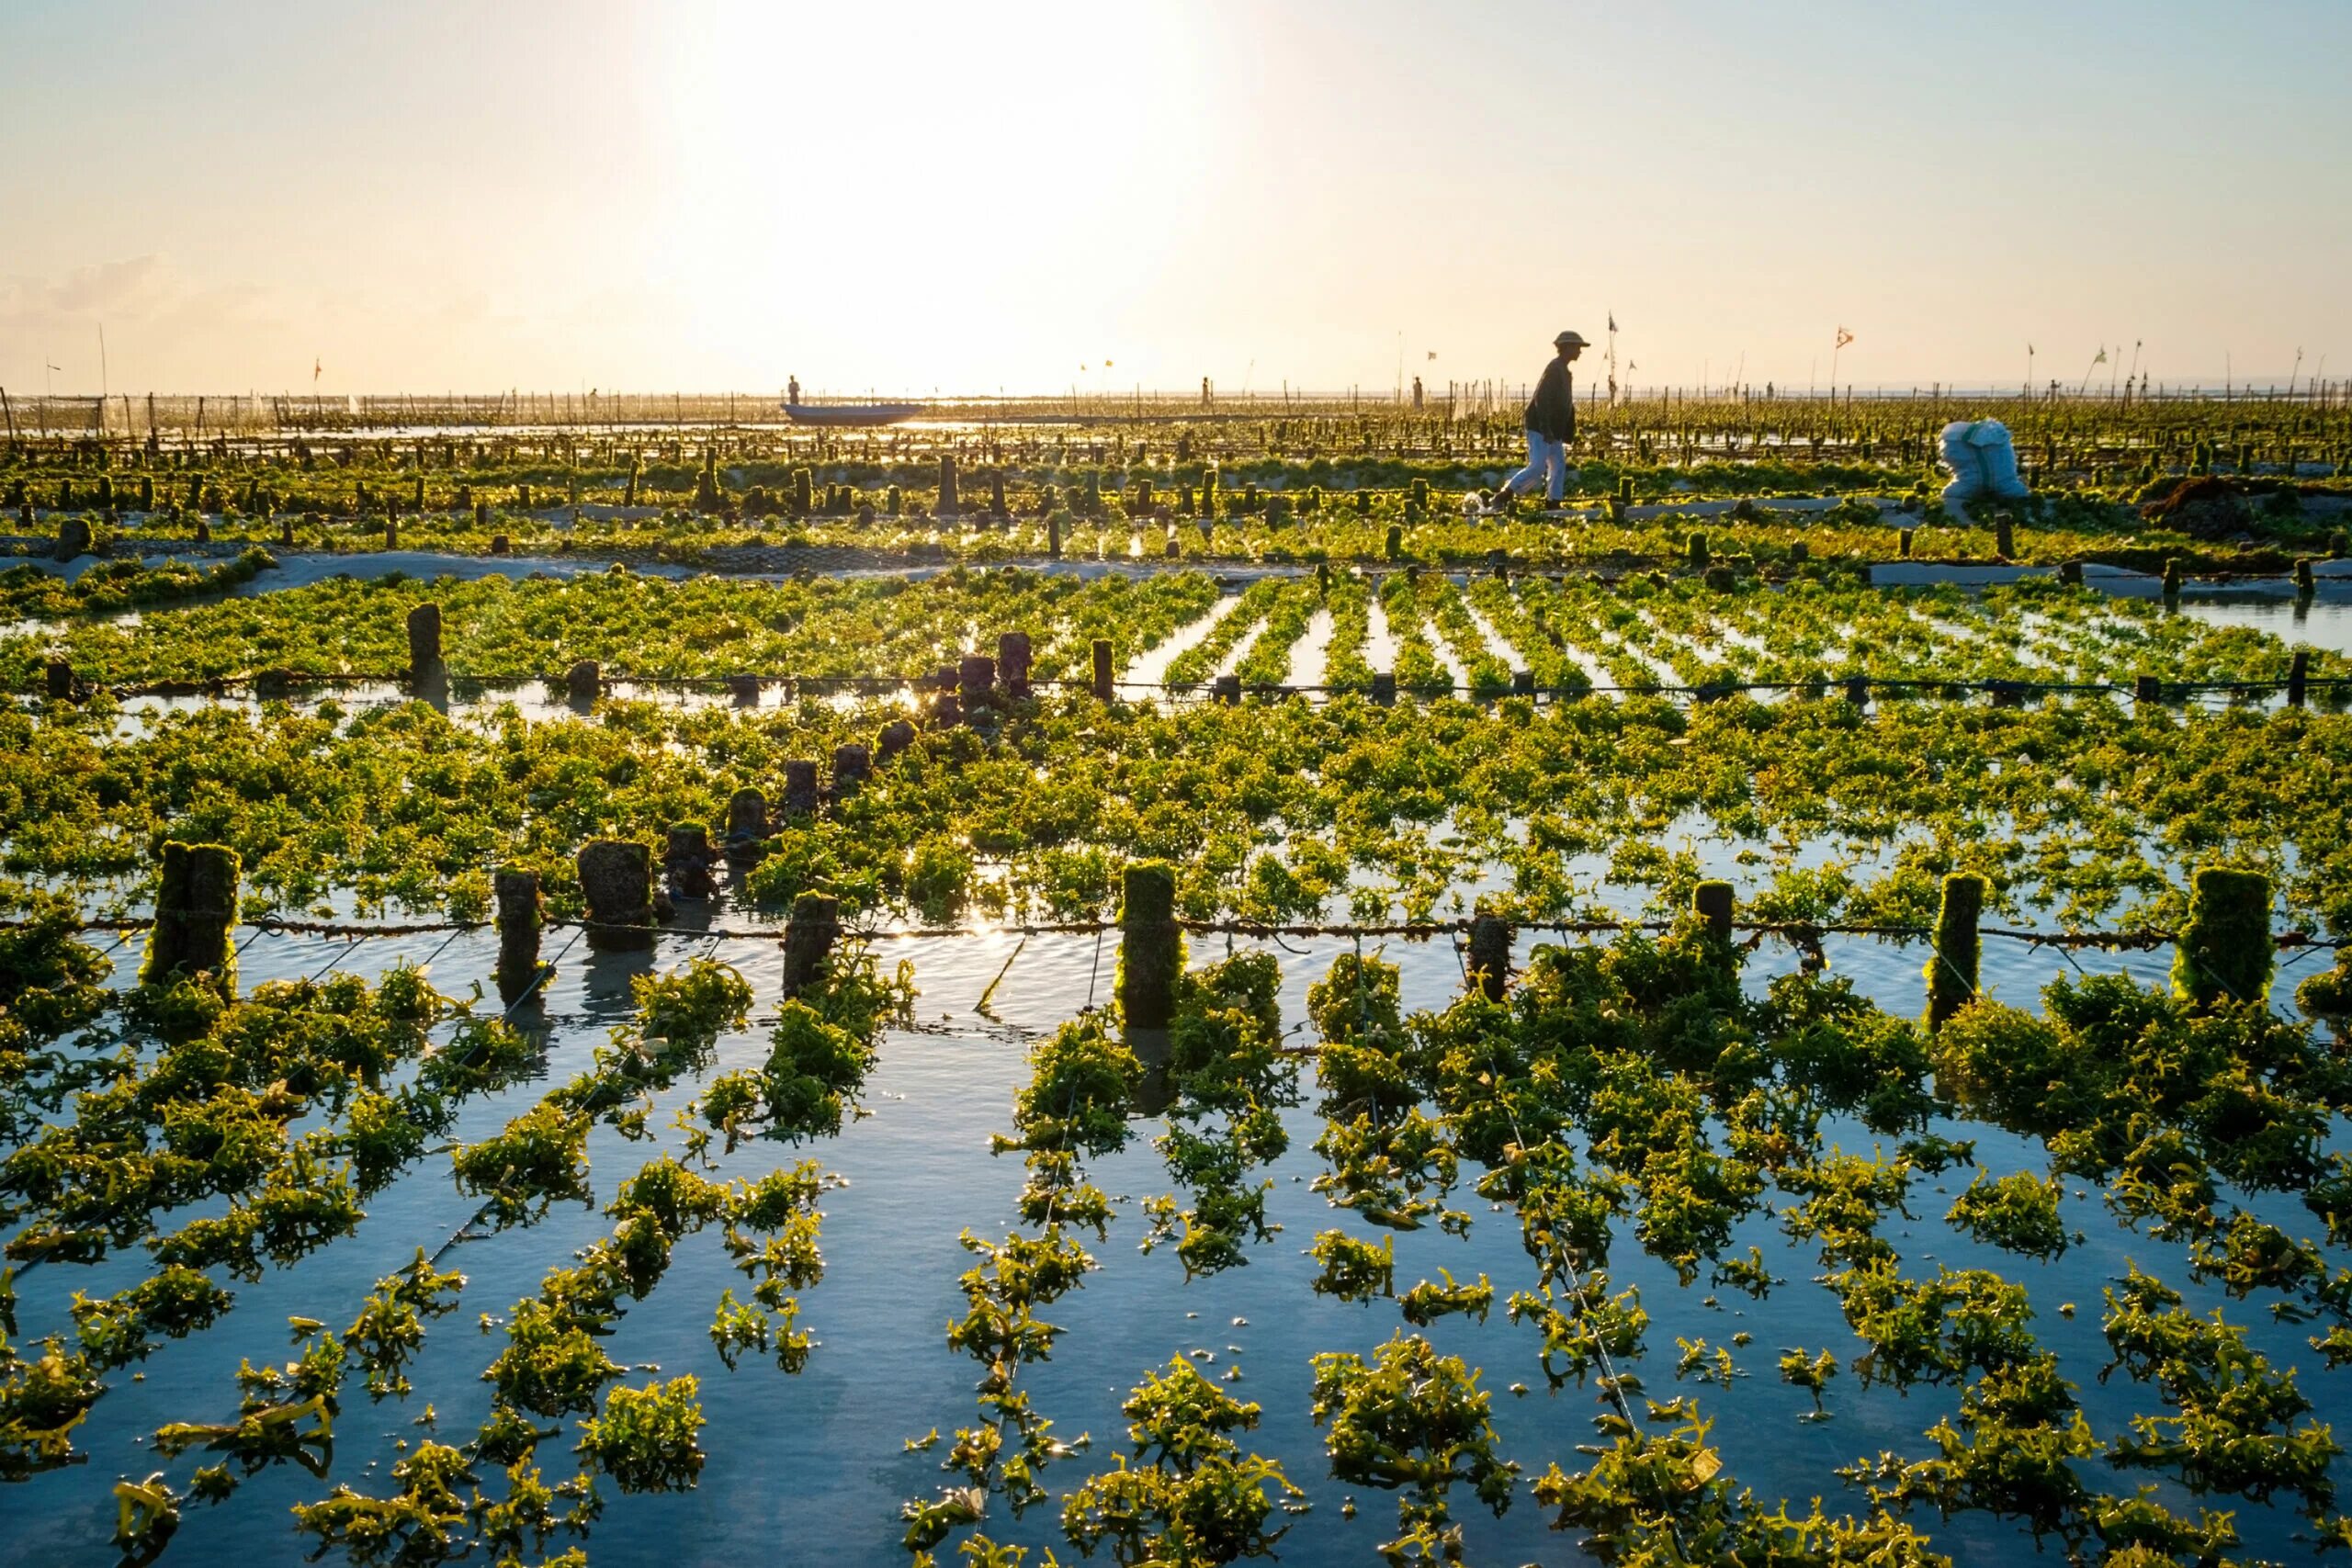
[398,604,1120,705]
[127,841,2285,1032]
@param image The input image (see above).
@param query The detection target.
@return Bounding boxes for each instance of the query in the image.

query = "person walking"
[1490,330,1586,513]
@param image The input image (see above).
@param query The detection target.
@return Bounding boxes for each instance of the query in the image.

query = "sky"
[2,0,2346,396]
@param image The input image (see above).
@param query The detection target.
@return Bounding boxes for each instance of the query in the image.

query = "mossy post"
[1117,861,1182,1032]
[1465,911,1512,1002]
[566,659,600,704]
[1843,675,1870,708]
[726,673,759,706]
[45,658,74,701]
[405,602,443,679]
[724,789,769,861]
[2287,649,2310,709]
[577,840,656,950]
[1687,531,1709,570]
[783,760,820,815]
[1898,526,1913,558]
[2133,673,2162,705]
[1371,671,1396,706]
[2162,558,2183,597]
[2059,559,2083,586]
[665,823,716,899]
[1047,514,1063,559]
[876,718,917,763]
[1385,524,1403,560]
[493,868,543,999]
[1993,514,2016,559]
[957,655,995,716]
[2171,866,2273,1010]
[1213,673,1241,705]
[2296,558,2317,597]
[143,841,242,992]
[831,743,872,798]
[1692,880,1734,941]
[780,892,840,1000]
[1091,638,1114,702]
[937,455,960,517]
[998,631,1033,699]
[1921,872,1985,1032]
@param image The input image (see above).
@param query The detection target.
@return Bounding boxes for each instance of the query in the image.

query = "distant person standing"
[786,375,801,406]
[1490,330,1586,512]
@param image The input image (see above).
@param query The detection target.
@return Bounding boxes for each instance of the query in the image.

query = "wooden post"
[1117,861,1182,1032]
[724,789,770,861]
[493,868,544,998]
[406,603,443,678]
[1692,880,1734,941]
[876,718,917,762]
[2133,673,2162,704]
[2162,558,2183,596]
[831,743,871,798]
[1372,671,1396,706]
[727,673,759,705]
[576,840,656,948]
[2283,649,2309,708]
[1994,514,2015,559]
[1510,669,1534,694]
[53,516,92,561]
[2172,866,2271,1010]
[565,659,600,703]
[1047,514,1062,558]
[142,841,242,992]
[1843,675,1870,707]
[998,632,1032,699]
[1921,872,1984,1032]
[1465,911,1512,1001]
[1091,638,1114,701]
[958,655,995,714]
[2295,558,2316,598]
[664,823,716,898]
[2059,559,2083,586]
[1213,673,1241,705]
[781,892,840,999]
[44,658,74,701]
[783,760,820,815]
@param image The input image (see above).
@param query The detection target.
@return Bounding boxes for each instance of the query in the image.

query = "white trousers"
[1502,428,1571,502]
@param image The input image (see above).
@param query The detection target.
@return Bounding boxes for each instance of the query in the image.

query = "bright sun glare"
[649,1,1205,391]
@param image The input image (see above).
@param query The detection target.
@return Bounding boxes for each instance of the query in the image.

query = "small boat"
[782,400,923,428]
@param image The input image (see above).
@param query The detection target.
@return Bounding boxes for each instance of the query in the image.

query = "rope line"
[22,911,2342,951]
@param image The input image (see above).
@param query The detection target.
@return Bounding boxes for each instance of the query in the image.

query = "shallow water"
[2,899,2343,1566]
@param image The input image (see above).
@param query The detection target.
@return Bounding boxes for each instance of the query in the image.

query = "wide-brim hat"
[1554,330,1589,347]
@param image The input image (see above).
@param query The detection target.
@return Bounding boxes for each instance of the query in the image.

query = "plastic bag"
[1967,419,2031,500]
[1939,421,1987,503]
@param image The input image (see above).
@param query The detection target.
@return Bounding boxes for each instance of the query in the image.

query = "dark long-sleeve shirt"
[1525,359,1577,442]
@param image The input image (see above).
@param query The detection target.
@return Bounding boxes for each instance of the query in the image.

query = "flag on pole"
[1426,350,1437,361]
[2092,347,2108,364]
[1835,327,1855,349]
[1607,311,1618,333]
